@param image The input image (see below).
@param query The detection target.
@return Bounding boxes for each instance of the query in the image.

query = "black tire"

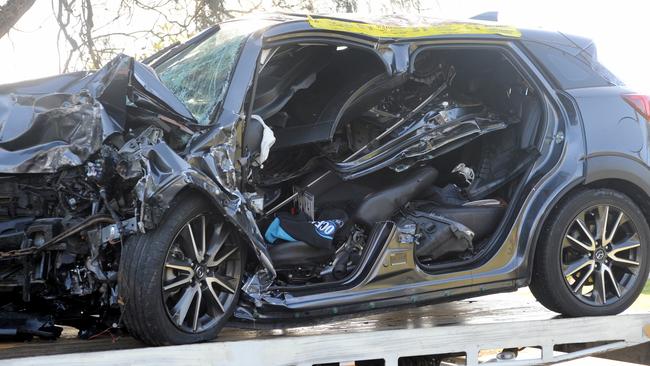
[119,193,246,345]
[530,188,649,316]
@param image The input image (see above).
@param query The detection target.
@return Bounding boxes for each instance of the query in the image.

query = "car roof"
[245,13,521,39]
[224,13,593,56]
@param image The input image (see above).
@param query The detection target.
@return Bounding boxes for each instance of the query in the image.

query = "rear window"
[523,41,620,90]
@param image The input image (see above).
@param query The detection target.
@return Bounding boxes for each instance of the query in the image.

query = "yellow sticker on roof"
[307,16,521,39]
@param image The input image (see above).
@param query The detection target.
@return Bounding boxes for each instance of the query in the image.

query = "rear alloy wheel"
[530,189,649,316]
[120,194,245,345]
[561,205,641,306]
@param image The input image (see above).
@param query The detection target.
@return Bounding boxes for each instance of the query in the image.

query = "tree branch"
[0,0,36,38]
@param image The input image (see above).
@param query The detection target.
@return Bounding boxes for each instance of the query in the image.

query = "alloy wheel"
[561,204,642,306]
[162,214,241,333]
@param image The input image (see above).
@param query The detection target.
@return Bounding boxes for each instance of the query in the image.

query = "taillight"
[622,94,650,120]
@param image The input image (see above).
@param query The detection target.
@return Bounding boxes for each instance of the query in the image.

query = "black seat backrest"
[353,167,438,227]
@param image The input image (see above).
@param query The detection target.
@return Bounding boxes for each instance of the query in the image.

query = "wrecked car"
[1,14,649,345]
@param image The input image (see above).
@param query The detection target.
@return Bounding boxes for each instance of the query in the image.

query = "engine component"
[0,217,33,251]
[65,266,95,296]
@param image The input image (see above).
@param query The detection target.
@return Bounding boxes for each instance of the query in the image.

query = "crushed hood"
[0,54,195,174]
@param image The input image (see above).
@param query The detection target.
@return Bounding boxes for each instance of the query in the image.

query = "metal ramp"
[2,292,649,365]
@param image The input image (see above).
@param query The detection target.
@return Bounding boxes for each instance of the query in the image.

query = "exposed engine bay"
[0,56,204,337]
[0,40,543,337]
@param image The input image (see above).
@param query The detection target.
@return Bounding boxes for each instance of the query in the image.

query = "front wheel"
[530,188,649,316]
[119,194,246,345]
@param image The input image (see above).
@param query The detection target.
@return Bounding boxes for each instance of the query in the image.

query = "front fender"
[135,141,275,277]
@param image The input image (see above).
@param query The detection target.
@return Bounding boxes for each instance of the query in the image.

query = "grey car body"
[0,14,648,344]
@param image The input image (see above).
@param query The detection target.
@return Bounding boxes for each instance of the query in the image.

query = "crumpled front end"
[0,52,271,337]
[0,58,129,174]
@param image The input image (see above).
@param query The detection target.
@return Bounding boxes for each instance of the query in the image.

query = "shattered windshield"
[155,21,256,125]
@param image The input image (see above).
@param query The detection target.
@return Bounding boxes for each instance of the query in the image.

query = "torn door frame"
[217,23,424,294]
[150,23,412,283]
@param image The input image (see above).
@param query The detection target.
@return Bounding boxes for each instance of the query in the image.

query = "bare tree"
[2,0,437,75]
[50,0,323,72]
[45,0,444,73]
[333,0,357,13]
[3,0,439,75]
[0,0,36,38]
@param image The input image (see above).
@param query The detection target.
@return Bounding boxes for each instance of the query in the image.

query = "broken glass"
[156,21,267,125]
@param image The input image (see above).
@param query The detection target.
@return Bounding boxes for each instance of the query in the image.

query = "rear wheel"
[119,194,245,345]
[530,188,649,316]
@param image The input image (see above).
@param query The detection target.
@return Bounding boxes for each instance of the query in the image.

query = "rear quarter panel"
[569,86,648,159]
[567,86,650,194]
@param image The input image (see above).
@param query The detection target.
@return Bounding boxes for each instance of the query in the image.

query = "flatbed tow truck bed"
[1,289,648,365]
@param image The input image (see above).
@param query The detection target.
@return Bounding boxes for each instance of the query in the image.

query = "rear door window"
[523,41,618,90]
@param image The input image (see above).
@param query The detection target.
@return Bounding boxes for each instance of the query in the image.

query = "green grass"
[643,280,650,295]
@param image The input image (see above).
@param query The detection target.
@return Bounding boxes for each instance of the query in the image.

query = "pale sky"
[1,0,648,93]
